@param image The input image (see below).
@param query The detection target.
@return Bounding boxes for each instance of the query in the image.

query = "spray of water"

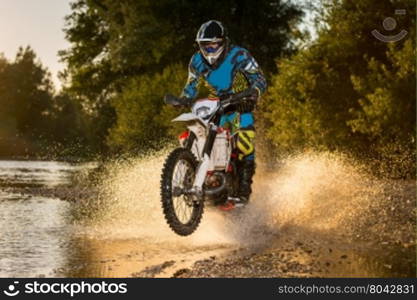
[72,149,232,248]
[195,151,385,246]
[71,147,404,251]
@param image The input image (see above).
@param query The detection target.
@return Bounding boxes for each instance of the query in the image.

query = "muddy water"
[0,157,415,277]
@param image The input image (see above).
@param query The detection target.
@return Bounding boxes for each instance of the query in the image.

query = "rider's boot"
[236,159,255,206]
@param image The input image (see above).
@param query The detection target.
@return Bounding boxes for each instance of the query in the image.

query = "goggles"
[199,41,223,54]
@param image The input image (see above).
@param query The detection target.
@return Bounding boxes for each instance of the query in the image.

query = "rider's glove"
[164,94,192,108]
[237,88,259,113]
[177,96,193,108]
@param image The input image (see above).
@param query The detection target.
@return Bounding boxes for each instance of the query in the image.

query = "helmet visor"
[199,40,223,54]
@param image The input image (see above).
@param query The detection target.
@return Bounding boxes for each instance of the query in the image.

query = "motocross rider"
[176,20,267,205]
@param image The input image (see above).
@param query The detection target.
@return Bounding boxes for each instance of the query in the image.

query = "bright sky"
[0,1,315,92]
[0,0,71,91]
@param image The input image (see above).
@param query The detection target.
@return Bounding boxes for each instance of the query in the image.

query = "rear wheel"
[160,148,204,236]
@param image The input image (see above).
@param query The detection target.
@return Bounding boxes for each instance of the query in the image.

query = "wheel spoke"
[171,158,195,224]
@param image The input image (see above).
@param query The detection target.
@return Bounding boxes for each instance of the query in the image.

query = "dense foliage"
[59,0,304,152]
[263,0,415,177]
[0,47,89,158]
[0,0,415,177]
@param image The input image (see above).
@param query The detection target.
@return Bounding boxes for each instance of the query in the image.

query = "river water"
[0,161,80,277]
[0,158,415,277]
[0,160,233,277]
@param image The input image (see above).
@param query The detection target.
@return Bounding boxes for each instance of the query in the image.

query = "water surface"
[0,159,414,277]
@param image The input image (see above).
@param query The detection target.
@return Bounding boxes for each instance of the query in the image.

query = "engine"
[210,131,231,170]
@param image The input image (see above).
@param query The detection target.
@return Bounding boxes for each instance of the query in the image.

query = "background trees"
[0,47,54,139]
[263,0,415,177]
[0,47,56,156]
[59,0,304,153]
[0,47,90,158]
[0,0,415,177]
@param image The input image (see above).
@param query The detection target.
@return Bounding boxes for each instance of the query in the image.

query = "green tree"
[0,54,11,117]
[348,39,415,143]
[48,92,92,156]
[0,47,92,158]
[0,55,17,143]
[264,0,415,177]
[0,46,55,140]
[60,0,304,153]
[107,64,187,152]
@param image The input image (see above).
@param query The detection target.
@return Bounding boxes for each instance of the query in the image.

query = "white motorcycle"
[161,90,252,236]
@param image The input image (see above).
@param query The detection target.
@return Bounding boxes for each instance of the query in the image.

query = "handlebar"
[164,88,254,109]
[219,88,253,108]
[164,94,184,106]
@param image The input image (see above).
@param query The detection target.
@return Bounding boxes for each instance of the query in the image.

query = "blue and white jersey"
[181,45,267,100]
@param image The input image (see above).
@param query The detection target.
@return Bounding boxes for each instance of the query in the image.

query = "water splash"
[73,149,232,247]
[195,151,380,246]
[74,149,406,247]
[254,152,375,230]
[66,148,414,277]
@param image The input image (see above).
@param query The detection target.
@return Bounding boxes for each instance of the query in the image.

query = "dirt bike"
[160,90,253,236]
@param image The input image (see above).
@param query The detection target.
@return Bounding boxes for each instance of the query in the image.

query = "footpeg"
[227,196,247,208]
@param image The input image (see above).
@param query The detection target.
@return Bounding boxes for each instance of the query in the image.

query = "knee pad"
[236,129,255,160]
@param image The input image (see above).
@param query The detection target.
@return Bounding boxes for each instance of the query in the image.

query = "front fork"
[191,123,218,199]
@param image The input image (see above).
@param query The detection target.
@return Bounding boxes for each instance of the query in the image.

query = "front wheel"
[160,148,204,236]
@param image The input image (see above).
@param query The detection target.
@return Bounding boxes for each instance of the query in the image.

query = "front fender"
[172,113,207,127]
